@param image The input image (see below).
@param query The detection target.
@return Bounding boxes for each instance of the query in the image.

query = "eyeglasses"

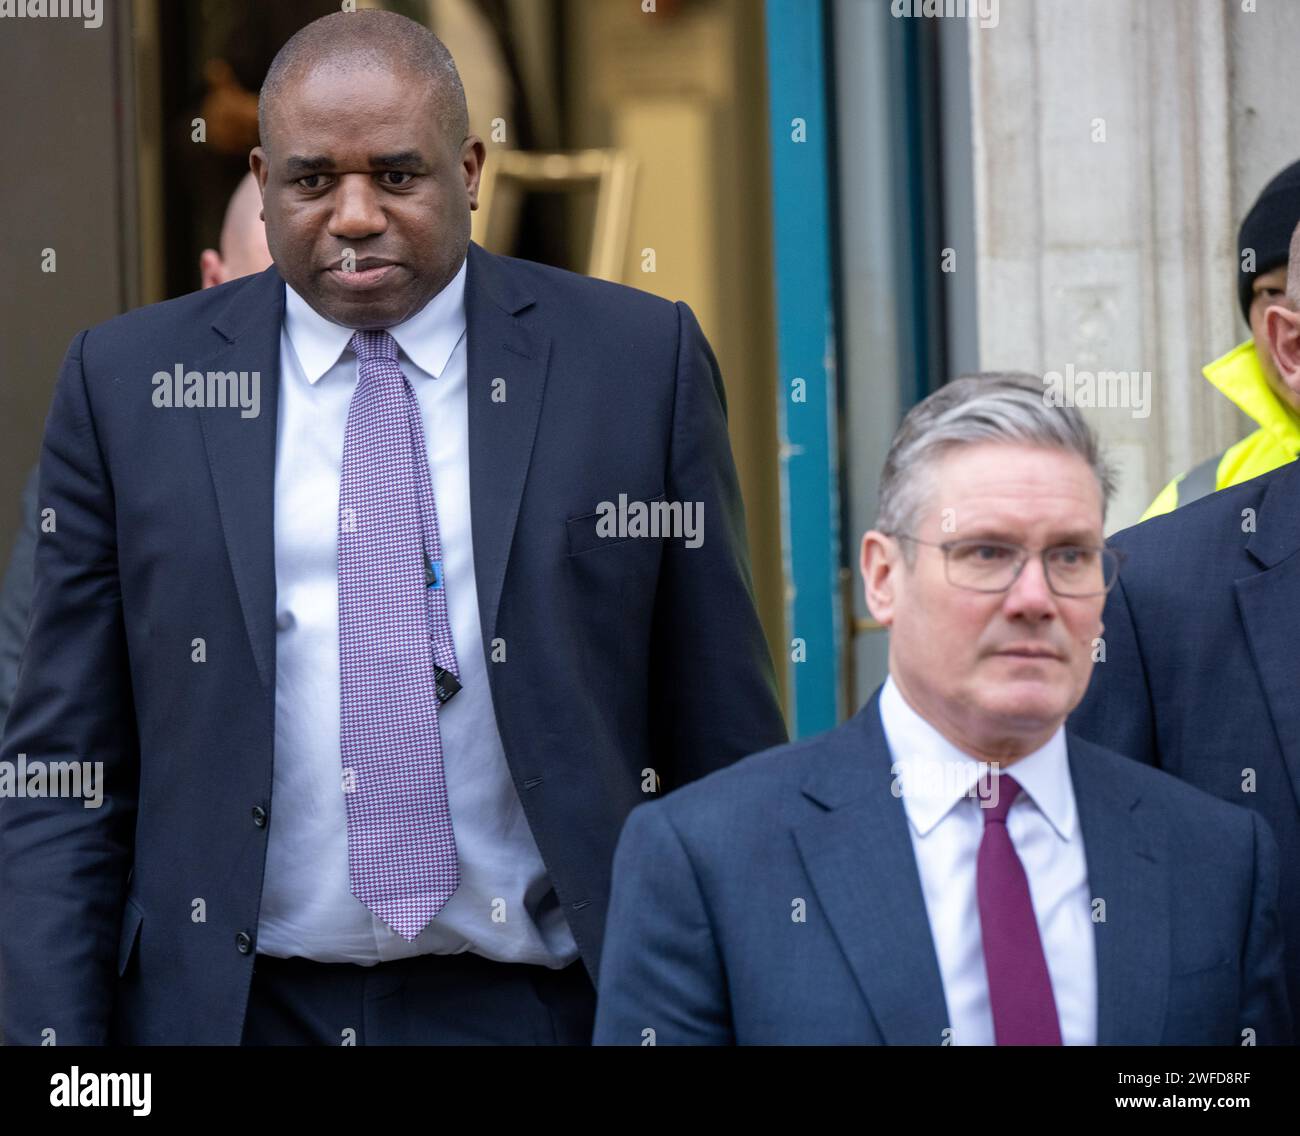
[888,535,1122,597]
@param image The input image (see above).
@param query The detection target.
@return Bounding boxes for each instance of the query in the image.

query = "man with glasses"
[593,373,1289,1045]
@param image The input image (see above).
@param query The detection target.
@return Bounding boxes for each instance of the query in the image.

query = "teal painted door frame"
[765,0,842,738]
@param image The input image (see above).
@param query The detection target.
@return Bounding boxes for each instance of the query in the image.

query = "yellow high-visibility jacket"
[1141,340,1300,520]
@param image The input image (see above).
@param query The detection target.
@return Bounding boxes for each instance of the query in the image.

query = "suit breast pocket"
[1170,954,1233,979]
[565,492,667,557]
[1164,957,1238,1042]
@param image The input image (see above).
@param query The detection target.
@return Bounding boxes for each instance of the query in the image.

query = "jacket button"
[251,805,267,828]
[235,931,253,954]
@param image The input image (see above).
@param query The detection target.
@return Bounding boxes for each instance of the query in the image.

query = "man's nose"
[1002,553,1056,618]
[327,176,387,241]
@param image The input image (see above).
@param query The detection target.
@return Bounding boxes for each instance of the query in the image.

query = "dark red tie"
[976,775,1063,1045]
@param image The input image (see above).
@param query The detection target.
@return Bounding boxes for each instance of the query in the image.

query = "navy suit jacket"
[1070,459,1300,1033]
[593,690,1291,1045]
[0,466,37,733]
[0,242,788,1044]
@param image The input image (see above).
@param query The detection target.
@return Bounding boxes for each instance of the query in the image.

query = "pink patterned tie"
[337,329,460,939]
[976,775,1063,1044]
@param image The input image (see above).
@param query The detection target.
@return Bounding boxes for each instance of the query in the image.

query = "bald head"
[220,172,272,277]
[257,9,468,153]
[199,172,272,289]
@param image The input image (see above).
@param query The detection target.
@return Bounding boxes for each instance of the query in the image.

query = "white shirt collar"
[283,256,468,384]
[878,674,1076,843]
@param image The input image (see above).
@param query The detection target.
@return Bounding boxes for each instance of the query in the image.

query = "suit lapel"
[1070,737,1170,1044]
[195,266,285,692]
[1236,463,1300,816]
[795,704,1176,1044]
[792,694,951,1044]
[463,242,551,651]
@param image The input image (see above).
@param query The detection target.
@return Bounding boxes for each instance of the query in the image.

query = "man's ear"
[462,136,487,211]
[1264,302,1300,396]
[861,530,899,628]
[249,147,269,203]
[199,249,226,290]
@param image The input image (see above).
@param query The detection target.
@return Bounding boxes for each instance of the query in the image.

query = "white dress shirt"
[878,675,1097,1045]
[257,257,579,967]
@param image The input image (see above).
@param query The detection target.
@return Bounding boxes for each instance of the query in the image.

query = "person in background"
[1142,158,1300,518]
[0,471,36,736]
[199,172,273,289]
[0,174,273,735]
[1071,218,1300,1037]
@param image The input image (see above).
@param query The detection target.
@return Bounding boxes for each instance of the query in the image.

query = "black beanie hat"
[1238,158,1300,322]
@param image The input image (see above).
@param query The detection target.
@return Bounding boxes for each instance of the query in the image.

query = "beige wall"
[0,8,141,569]
[564,0,787,710]
[969,0,1288,530]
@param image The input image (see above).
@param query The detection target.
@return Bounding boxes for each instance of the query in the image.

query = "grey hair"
[875,372,1117,548]
[258,10,468,151]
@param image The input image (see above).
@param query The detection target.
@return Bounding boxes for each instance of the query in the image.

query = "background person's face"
[250,64,484,329]
[1248,266,1300,412]
[863,443,1106,759]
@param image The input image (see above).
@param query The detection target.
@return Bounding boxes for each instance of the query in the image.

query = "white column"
[970,0,1248,529]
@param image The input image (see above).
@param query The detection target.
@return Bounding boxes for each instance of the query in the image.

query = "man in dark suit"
[0,174,273,735]
[1070,231,1300,1030]
[0,10,785,1046]
[595,374,1290,1045]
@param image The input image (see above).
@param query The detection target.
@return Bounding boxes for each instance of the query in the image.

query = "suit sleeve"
[1240,811,1292,1044]
[0,466,39,732]
[592,801,733,1044]
[648,302,787,789]
[1068,568,1159,766]
[0,333,139,1045]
